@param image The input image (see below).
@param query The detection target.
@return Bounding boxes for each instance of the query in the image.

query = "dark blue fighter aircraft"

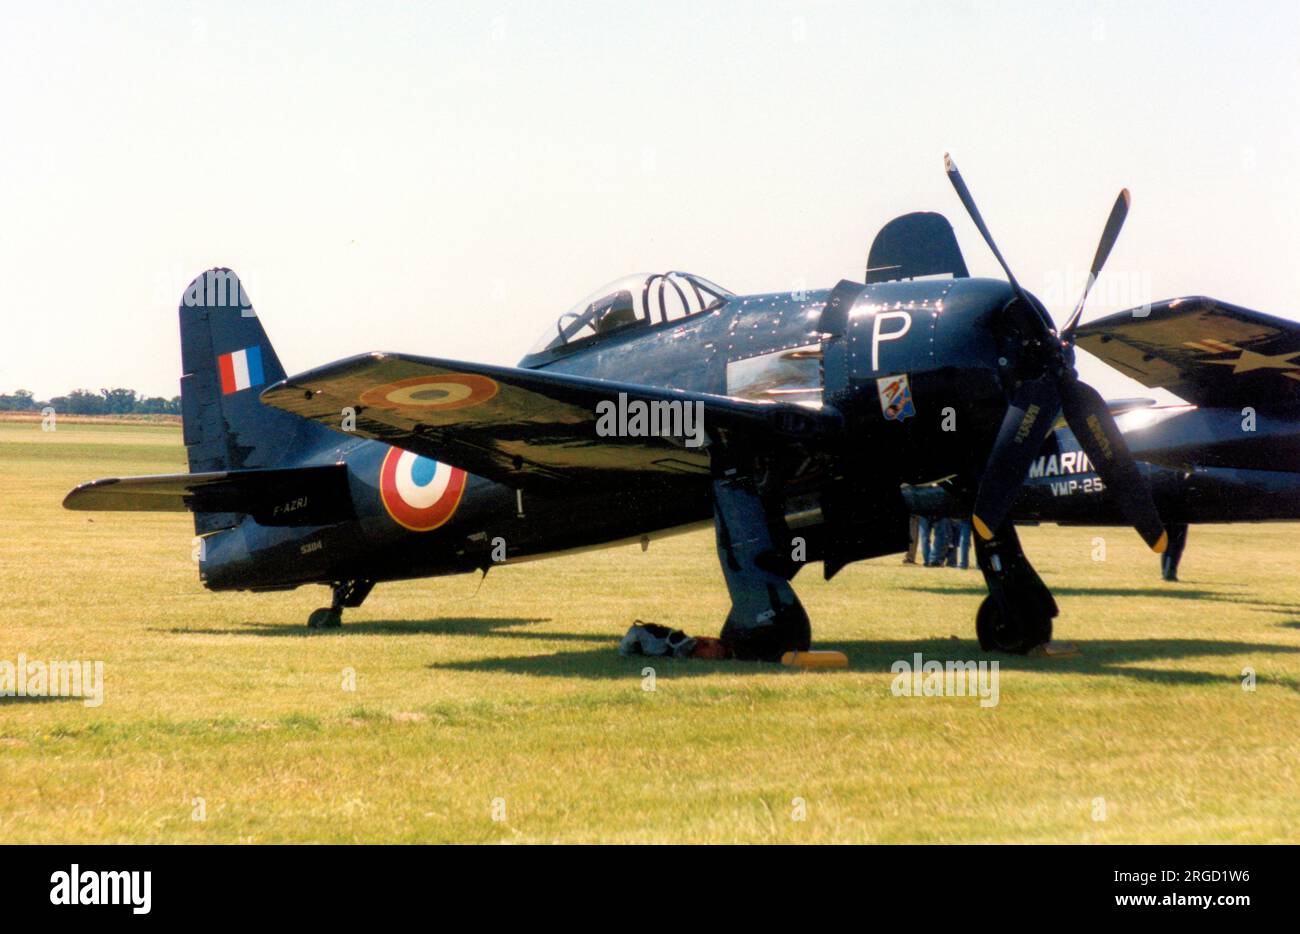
[64,157,1300,659]
[1004,298,1300,577]
[1018,401,1300,531]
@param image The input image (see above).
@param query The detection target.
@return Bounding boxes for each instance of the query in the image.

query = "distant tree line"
[0,388,181,416]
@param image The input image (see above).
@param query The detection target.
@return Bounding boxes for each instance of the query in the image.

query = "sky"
[2,0,1298,402]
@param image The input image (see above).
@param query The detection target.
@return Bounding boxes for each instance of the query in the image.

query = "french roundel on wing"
[360,373,499,412]
[379,448,468,532]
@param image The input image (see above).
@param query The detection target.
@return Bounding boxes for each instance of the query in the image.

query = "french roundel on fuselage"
[378,448,467,531]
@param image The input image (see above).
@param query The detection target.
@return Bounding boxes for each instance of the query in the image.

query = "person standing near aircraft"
[952,518,973,569]
[1161,523,1189,581]
[915,513,935,567]
[904,514,922,564]
[926,514,951,567]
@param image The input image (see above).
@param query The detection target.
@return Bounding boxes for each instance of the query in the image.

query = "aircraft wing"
[1075,296,1300,412]
[259,353,834,491]
[63,464,354,526]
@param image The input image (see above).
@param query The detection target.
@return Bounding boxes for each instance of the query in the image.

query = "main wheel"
[307,607,342,629]
[721,602,811,662]
[975,596,1051,654]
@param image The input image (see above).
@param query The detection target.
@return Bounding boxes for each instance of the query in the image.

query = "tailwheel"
[306,580,374,629]
[975,595,1051,654]
[307,607,342,629]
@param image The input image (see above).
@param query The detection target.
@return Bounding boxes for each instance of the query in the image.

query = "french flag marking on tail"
[217,346,266,395]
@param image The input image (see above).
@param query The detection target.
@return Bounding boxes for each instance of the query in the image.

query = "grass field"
[2,420,1299,843]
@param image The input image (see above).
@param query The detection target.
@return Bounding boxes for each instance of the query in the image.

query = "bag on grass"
[619,621,696,658]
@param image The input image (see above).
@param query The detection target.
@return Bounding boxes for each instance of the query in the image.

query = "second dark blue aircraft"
[65,157,1300,659]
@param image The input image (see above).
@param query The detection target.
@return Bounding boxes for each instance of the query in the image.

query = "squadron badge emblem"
[877,374,915,421]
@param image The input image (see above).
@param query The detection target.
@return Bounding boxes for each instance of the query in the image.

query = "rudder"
[178,269,333,532]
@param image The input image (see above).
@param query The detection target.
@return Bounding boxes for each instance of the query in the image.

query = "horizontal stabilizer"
[260,353,836,491]
[63,464,353,527]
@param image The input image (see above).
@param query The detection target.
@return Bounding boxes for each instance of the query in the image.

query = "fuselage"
[201,276,1021,590]
[1016,407,1300,526]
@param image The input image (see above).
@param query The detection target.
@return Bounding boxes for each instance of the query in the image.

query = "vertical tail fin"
[178,269,333,532]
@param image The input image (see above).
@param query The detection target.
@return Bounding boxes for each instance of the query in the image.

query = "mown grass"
[1,422,1298,842]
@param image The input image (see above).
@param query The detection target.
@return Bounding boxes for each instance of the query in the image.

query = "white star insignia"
[1183,339,1300,375]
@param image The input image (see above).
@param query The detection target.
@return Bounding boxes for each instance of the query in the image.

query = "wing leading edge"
[259,353,835,491]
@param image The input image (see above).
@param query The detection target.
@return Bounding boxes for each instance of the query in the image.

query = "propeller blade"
[971,375,1062,541]
[943,153,1026,298]
[945,157,1158,549]
[1061,189,1131,337]
[1058,378,1167,552]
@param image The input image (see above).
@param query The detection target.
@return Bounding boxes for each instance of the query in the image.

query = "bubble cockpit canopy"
[526,271,733,357]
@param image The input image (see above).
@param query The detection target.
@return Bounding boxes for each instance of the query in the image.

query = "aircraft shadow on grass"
[150,611,1300,691]
[155,617,556,639]
[902,582,1300,615]
[427,636,1300,692]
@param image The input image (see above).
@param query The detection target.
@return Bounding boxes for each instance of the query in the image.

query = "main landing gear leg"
[973,524,1057,654]
[712,473,810,661]
[307,580,375,629]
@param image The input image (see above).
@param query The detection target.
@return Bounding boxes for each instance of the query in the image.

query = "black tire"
[721,602,811,662]
[307,607,341,629]
[975,596,1051,654]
